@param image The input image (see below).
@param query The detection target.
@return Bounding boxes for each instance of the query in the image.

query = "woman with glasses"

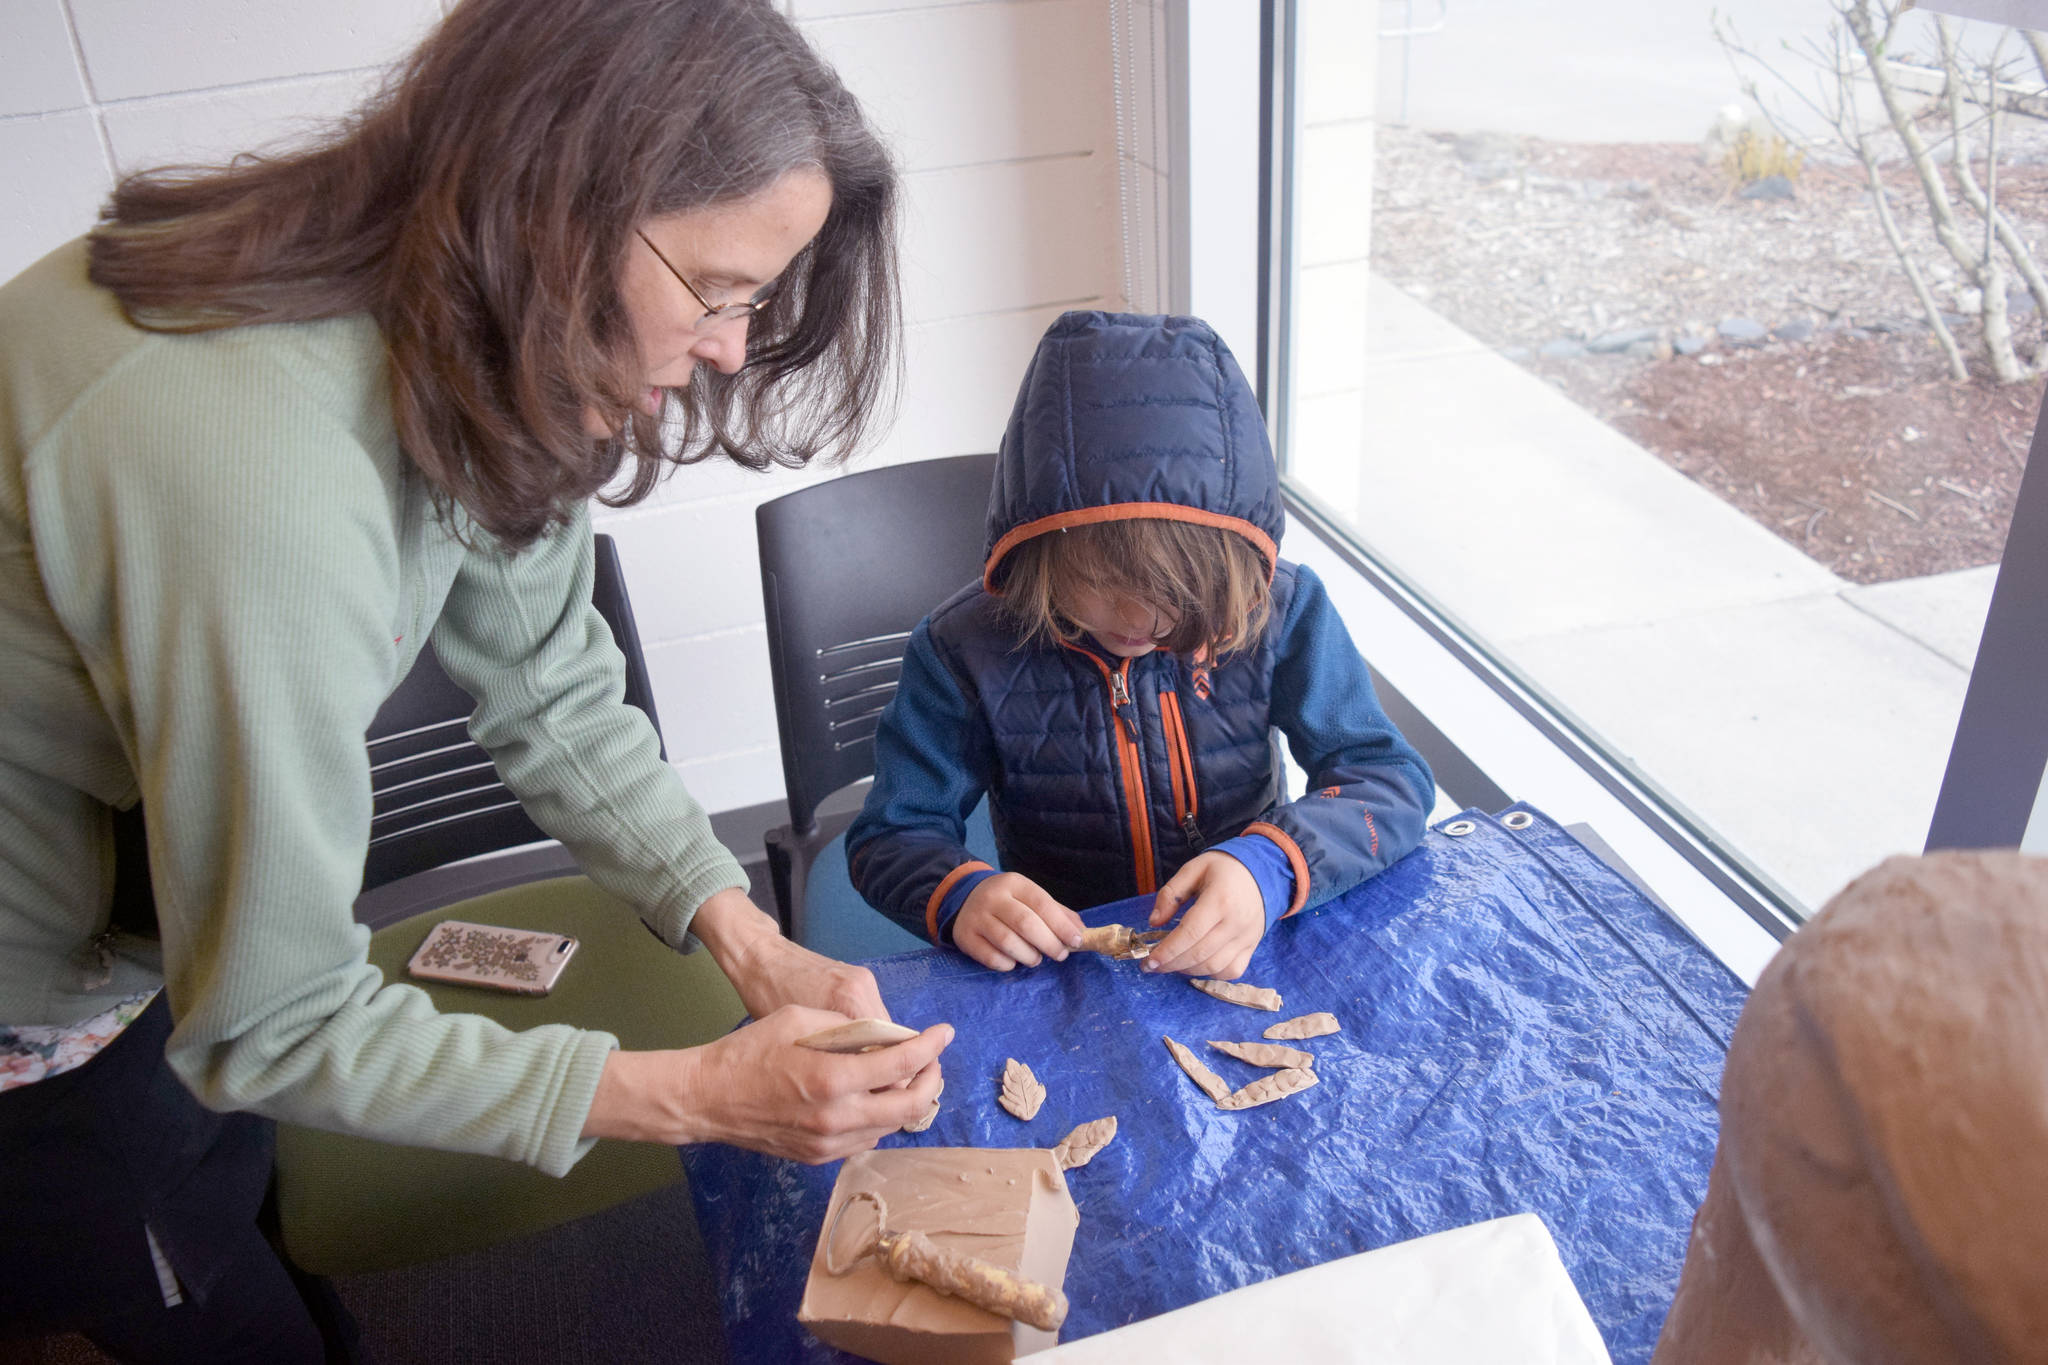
[0,0,945,1357]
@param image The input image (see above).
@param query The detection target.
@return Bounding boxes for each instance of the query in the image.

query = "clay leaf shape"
[998,1058,1046,1121]
[1208,1039,1314,1070]
[1162,1035,1232,1104]
[1263,1012,1341,1041]
[1189,977,1283,1011]
[1218,1066,1319,1111]
[1051,1116,1118,1171]
[901,1077,943,1134]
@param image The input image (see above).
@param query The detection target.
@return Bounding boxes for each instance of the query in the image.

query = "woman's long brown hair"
[88,0,899,549]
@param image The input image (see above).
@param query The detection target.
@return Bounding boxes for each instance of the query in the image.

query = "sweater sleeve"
[844,620,997,944]
[23,337,612,1175]
[428,507,747,951]
[1252,563,1435,915]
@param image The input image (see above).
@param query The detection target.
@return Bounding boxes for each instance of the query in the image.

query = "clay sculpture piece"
[1263,1012,1340,1040]
[1161,1035,1231,1104]
[1075,924,1167,960]
[1208,1039,1314,1070]
[1216,1066,1318,1111]
[1651,851,2048,1365]
[824,1191,1068,1331]
[998,1058,1046,1121]
[1189,977,1282,1011]
[1050,1117,1118,1172]
[799,1147,1080,1365]
[902,1078,944,1134]
[796,1018,923,1054]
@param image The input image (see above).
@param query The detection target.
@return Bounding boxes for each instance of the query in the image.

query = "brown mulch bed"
[1371,123,2047,584]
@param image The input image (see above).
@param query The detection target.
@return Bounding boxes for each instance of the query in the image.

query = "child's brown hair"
[999,517,1271,658]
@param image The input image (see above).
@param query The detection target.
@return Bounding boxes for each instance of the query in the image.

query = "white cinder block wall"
[1,0,1128,818]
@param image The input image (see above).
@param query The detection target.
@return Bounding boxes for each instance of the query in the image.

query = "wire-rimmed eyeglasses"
[636,229,773,333]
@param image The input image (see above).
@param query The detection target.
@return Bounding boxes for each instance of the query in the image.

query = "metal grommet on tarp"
[1443,820,1477,837]
[1502,811,1535,831]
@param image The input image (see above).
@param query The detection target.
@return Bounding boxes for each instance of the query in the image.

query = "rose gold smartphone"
[404,920,578,996]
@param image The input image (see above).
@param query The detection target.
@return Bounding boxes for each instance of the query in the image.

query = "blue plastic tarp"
[682,806,1750,1364]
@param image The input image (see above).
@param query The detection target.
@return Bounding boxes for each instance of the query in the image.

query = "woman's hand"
[1142,852,1267,980]
[954,873,1086,971]
[583,1005,951,1162]
[689,887,889,1021]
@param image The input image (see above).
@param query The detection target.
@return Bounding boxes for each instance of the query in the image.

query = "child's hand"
[1143,852,1267,979]
[954,873,1087,971]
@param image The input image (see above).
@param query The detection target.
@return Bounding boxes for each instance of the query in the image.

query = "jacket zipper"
[1065,643,1157,894]
[1160,690,1204,850]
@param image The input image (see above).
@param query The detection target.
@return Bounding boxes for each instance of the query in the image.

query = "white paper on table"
[1026,1213,1614,1365]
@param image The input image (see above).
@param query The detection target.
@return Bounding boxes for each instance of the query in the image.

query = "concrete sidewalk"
[1297,278,1996,911]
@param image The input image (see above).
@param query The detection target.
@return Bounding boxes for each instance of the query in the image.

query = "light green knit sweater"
[0,240,747,1175]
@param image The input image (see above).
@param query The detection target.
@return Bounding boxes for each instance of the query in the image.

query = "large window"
[1270,0,2044,919]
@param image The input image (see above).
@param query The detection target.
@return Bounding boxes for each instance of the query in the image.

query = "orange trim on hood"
[983,503,1279,593]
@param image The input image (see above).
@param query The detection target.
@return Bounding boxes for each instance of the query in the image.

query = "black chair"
[361,533,664,893]
[273,531,747,1277]
[757,454,998,945]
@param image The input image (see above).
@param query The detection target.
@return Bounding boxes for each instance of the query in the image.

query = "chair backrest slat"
[359,532,658,892]
[757,454,997,834]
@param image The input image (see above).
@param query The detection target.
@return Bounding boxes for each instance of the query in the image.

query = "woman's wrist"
[581,1048,705,1145]
[688,887,783,974]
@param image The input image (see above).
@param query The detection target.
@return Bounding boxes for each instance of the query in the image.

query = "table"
[682,806,1749,1364]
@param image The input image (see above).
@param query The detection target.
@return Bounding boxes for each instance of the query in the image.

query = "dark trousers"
[0,996,355,1364]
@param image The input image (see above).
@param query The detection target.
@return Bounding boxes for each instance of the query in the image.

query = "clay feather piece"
[1208,1039,1315,1070]
[1162,1035,1232,1104]
[901,1078,943,1134]
[795,1018,921,1054]
[1217,1066,1319,1111]
[998,1058,1046,1120]
[1189,977,1283,1011]
[1263,1012,1341,1040]
[1051,1116,1118,1171]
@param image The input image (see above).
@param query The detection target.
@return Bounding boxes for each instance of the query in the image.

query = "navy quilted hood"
[982,312,1284,590]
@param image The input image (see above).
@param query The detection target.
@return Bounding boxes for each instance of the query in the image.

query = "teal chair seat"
[797,798,998,963]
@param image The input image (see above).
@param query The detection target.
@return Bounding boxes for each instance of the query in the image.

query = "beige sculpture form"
[800,1148,1080,1365]
[1208,1039,1314,1070]
[1051,1117,1117,1172]
[1264,1012,1340,1040]
[1162,1035,1321,1111]
[1653,851,2048,1364]
[903,1079,943,1134]
[998,1059,1046,1121]
[1189,977,1283,1011]
[1163,1035,1232,1104]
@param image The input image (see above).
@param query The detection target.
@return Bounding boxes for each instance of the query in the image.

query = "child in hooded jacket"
[845,312,1434,979]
